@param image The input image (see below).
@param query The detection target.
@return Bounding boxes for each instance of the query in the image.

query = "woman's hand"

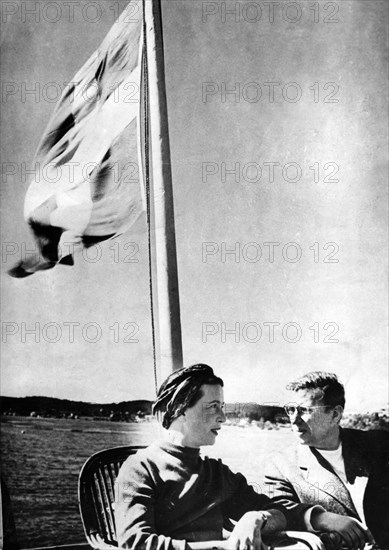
[224,511,267,550]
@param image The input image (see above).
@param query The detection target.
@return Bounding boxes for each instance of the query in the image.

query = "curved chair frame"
[78,445,145,549]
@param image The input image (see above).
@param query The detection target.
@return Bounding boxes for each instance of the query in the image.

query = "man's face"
[181,384,225,448]
[287,389,339,450]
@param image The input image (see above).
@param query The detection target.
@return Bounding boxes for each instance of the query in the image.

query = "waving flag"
[9,1,145,277]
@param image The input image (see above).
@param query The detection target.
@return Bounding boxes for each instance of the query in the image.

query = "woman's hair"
[152,364,224,429]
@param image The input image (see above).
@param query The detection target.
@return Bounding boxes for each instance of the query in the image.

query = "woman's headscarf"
[152,364,223,429]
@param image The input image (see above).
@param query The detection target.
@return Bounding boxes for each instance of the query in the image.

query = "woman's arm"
[187,511,269,550]
[218,460,311,531]
[115,454,277,550]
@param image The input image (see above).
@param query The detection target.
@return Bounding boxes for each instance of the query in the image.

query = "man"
[264,371,389,549]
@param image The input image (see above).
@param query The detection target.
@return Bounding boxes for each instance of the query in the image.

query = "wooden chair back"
[78,445,145,549]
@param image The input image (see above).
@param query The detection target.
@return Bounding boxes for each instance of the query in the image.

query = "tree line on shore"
[1,395,387,430]
[0,395,152,420]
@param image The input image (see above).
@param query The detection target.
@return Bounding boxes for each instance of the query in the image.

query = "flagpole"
[144,0,183,381]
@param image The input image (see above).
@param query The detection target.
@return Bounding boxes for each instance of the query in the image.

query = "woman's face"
[180,384,226,448]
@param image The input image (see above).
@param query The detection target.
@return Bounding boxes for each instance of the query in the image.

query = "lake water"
[1,416,294,548]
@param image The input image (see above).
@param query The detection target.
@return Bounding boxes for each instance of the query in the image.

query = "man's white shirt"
[317,443,368,525]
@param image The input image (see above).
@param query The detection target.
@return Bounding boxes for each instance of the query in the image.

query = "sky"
[1,0,388,413]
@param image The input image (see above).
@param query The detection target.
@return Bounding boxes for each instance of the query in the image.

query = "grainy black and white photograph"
[1,1,388,549]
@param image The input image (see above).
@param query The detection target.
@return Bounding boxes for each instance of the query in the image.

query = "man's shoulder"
[267,444,301,471]
[341,427,389,446]
[341,427,389,461]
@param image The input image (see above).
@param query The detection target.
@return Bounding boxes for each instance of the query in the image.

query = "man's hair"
[287,371,345,408]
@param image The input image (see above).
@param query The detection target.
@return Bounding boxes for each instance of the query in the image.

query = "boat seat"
[78,446,326,550]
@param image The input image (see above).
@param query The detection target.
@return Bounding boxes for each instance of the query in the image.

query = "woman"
[115,364,313,549]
